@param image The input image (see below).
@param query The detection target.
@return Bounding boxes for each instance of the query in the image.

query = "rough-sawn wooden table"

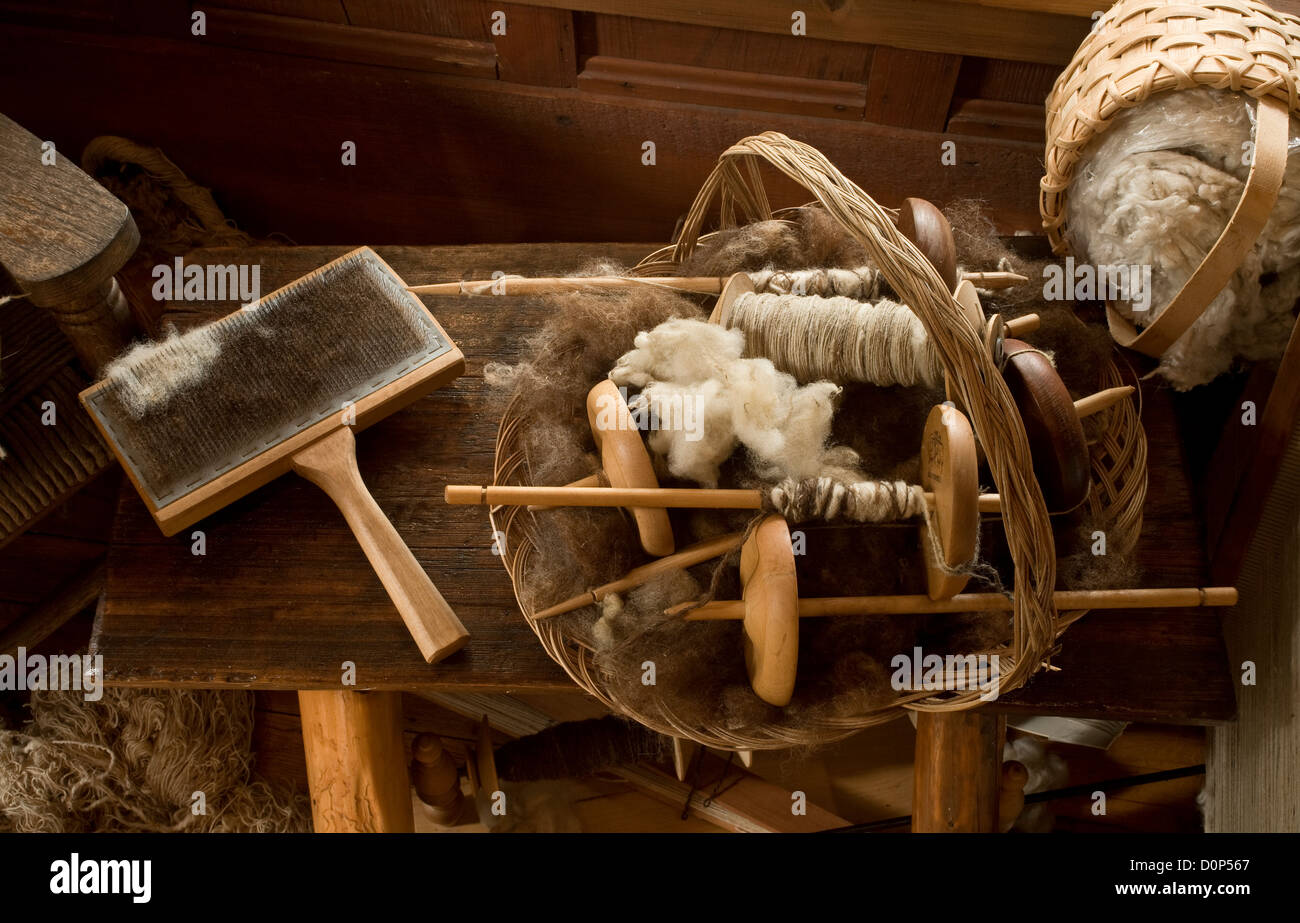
[94,244,1235,832]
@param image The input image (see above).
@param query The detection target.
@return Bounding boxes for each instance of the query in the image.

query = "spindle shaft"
[677,586,1237,620]
[407,270,1028,297]
[446,483,1002,513]
[534,532,744,619]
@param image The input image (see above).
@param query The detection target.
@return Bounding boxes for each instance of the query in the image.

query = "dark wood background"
[0,0,1106,247]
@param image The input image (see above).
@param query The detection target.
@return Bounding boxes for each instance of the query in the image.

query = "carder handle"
[293,427,469,664]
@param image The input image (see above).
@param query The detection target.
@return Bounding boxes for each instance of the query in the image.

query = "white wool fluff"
[1067,89,1300,389]
[104,325,224,417]
[592,593,623,648]
[611,318,743,388]
[610,318,858,487]
[633,379,735,486]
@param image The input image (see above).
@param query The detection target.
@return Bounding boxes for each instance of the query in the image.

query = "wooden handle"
[962,271,1028,289]
[408,276,724,295]
[295,427,469,663]
[1003,312,1039,337]
[680,586,1237,619]
[1073,385,1134,419]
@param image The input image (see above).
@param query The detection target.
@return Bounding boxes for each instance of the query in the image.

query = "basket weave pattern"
[1041,0,1300,251]
[490,134,1148,749]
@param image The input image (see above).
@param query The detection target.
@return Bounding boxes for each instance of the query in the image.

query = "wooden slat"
[211,0,350,21]
[955,56,1059,107]
[0,297,76,416]
[0,23,1046,242]
[201,7,498,78]
[0,557,104,655]
[425,690,847,831]
[516,0,1093,65]
[946,0,1107,14]
[863,46,961,132]
[579,56,866,120]
[0,364,113,548]
[1047,724,1205,833]
[1208,314,1300,584]
[0,0,116,31]
[340,0,492,40]
[1207,423,1300,832]
[946,98,1044,145]
[343,0,578,86]
[580,12,874,83]
[494,4,576,87]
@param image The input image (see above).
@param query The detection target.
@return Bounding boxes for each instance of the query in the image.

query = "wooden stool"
[0,112,138,375]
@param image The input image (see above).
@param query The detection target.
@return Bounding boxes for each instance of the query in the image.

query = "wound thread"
[724,292,940,387]
[767,477,928,523]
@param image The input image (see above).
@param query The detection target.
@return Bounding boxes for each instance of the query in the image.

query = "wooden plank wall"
[0,0,1094,245]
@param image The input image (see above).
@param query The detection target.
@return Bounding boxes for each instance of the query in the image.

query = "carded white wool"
[90,249,450,506]
[609,318,858,487]
[1067,88,1300,389]
[105,325,224,417]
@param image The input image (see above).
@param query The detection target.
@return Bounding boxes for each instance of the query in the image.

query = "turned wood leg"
[912,711,1003,832]
[298,689,414,833]
[42,276,134,375]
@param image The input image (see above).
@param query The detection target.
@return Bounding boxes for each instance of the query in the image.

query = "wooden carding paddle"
[80,247,469,663]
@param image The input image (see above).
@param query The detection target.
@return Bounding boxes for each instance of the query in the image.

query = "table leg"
[912,711,1003,832]
[298,689,414,833]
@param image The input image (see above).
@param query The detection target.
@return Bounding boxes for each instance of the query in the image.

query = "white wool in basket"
[1066,89,1300,389]
[609,317,857,487]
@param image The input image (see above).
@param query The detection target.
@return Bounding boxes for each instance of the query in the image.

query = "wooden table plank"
[96,244,1234,722]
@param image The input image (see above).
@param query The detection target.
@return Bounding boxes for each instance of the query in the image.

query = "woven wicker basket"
[1041,0,1300,358]
[490,133,1148,750]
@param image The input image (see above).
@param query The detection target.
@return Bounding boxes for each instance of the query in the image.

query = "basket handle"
[1106,95,1290,358]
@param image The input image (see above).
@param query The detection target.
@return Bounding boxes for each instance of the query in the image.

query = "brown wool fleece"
[491,204,1133,738]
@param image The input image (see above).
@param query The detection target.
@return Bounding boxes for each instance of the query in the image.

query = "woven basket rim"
[489,350,1147,751]
[1041,0,1300,252]
[484,130,1149,748]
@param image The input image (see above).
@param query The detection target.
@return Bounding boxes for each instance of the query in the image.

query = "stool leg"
[912,711,1003,832]
[41,276,133,375]
[298,689,414,833]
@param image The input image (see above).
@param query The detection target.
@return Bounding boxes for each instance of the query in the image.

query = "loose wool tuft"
[1066,89,1300,389]
[0,686,308,832]
[485,200,1133,739]
[610,317,854,486]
